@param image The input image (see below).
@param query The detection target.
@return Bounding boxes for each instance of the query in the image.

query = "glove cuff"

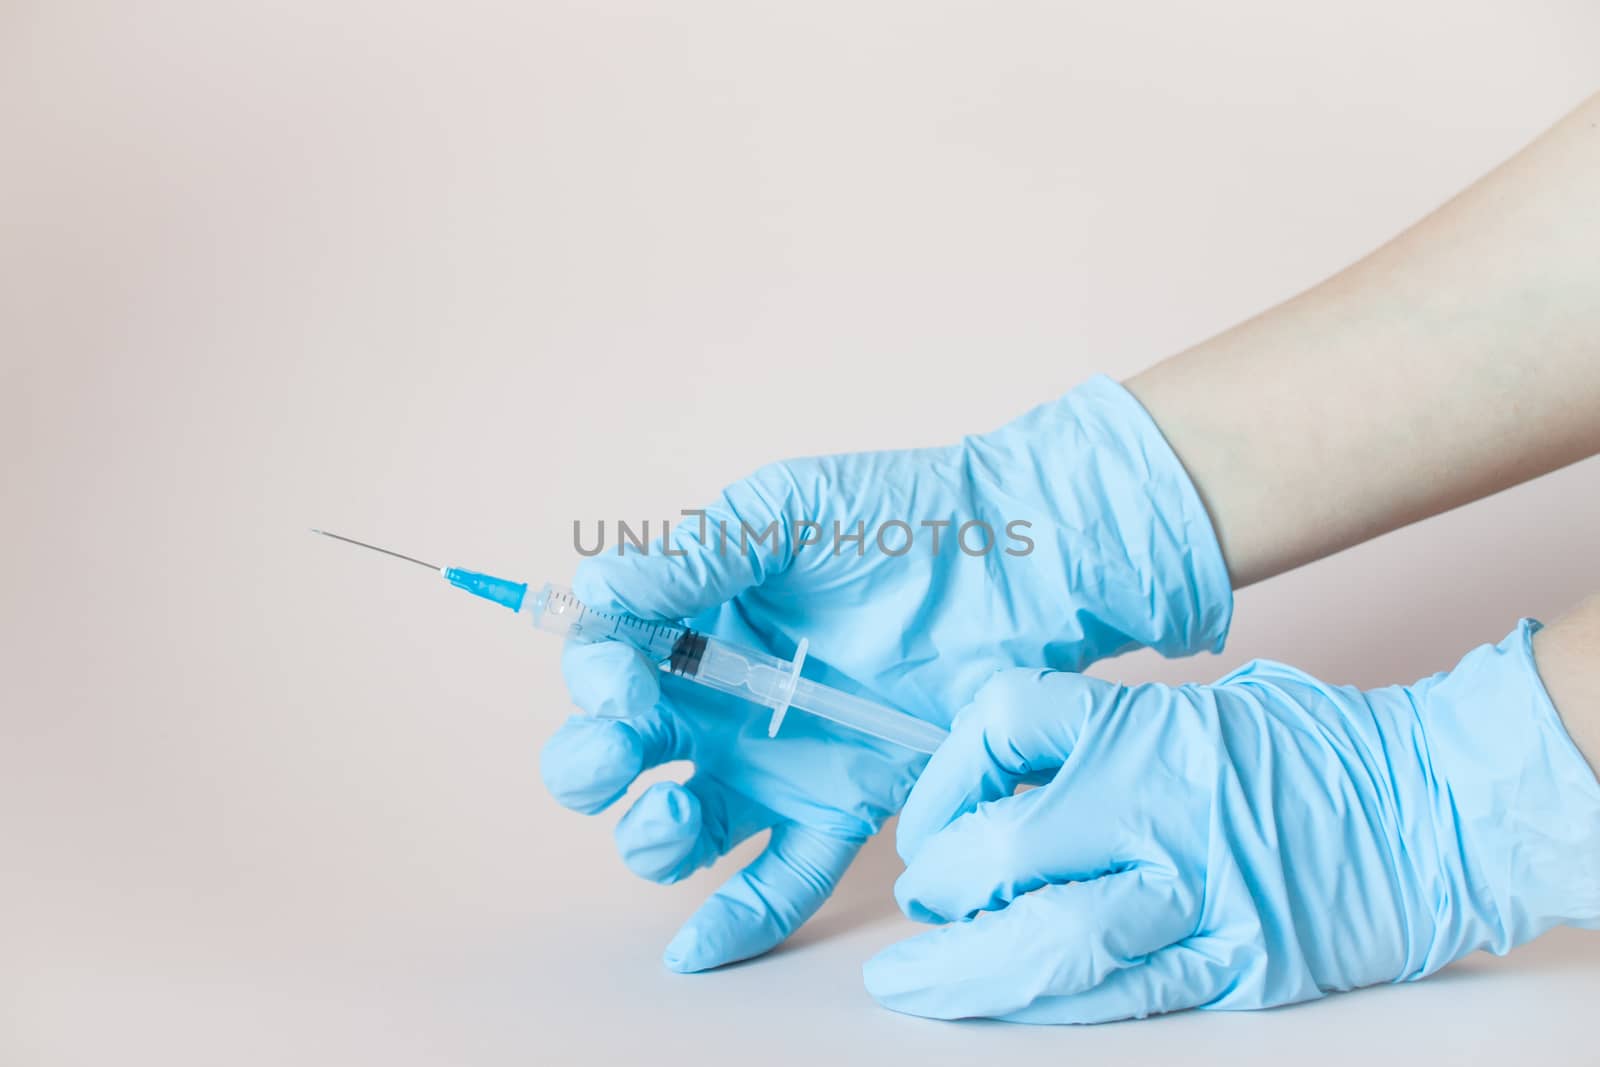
[1416,620,1600,967]
[972,375,1233,662]
[1072,375,1233,657]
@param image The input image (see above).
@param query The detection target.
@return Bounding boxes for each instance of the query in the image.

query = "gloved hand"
[540,376,1232,972]
[868,621,1600,1022]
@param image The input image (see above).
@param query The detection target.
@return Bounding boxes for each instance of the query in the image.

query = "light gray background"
[5,2,1600,1064]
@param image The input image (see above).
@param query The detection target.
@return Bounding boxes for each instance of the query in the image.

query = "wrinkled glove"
[869,621,1600,1022]
[542,376,1232,972]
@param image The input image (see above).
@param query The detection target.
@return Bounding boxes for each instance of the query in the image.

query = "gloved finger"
[894,787,1119,923]
[896,669,1123,865]
[573,465,797,623]
[662,822,862,973]
[543,637,683,813]
[1001,938,1234,1024]
[562,638,661,721]
[864,868,1194,1021]
[539,704,683,815]
[615,774,775,884]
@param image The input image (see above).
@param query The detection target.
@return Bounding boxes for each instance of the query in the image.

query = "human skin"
[1126,90,1600,758]
[1126,91,1600,590]
[1534,594,1600,773]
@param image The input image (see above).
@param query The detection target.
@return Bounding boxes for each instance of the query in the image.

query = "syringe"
[311,530,948,755]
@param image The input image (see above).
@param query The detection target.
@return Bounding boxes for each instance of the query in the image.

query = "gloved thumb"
[574,465,798,623]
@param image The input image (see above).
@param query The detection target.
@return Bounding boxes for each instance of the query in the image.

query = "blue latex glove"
[540,376,1232,972]
[869,621,1600,1022]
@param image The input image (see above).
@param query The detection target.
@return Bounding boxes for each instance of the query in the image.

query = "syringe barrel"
[525,583,683,662]
[790,677,946,755]
[524,581,946,755]
[526,583,796,702]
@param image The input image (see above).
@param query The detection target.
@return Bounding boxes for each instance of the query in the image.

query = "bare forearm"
[1128,92,1600,588]
[1535,593,1600,777]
